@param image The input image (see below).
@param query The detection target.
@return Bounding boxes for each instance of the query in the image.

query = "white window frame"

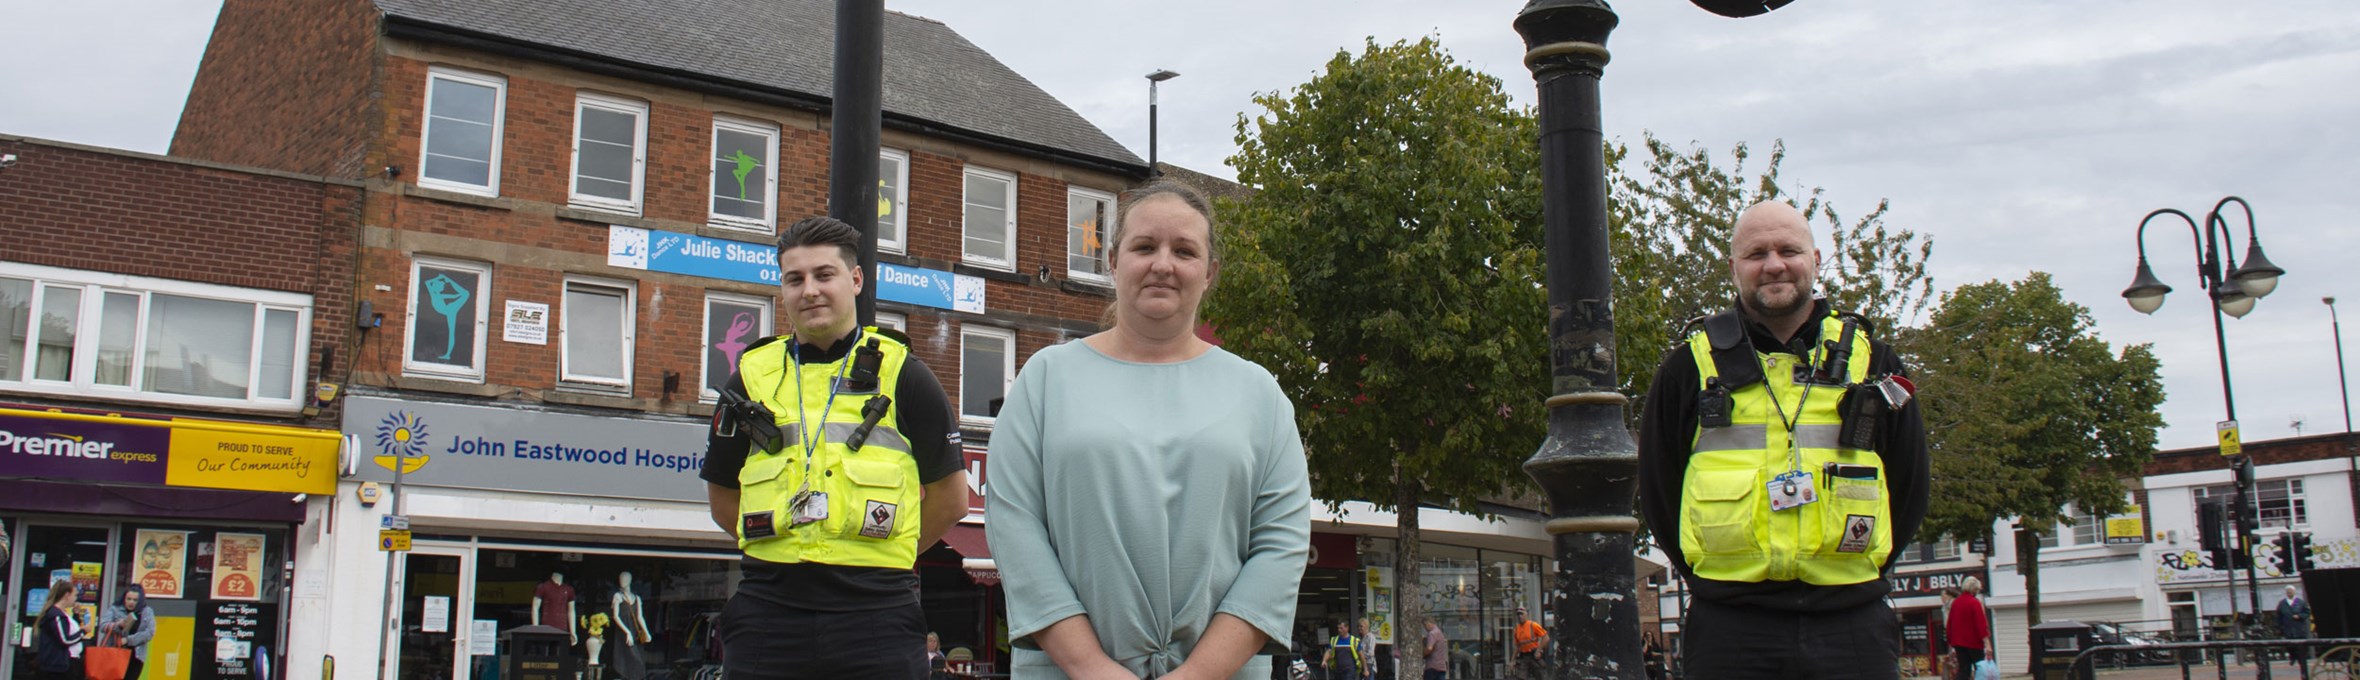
[961,166,1019,272]
[568,92,650,214]
[879,148,911,254]
[0,261,312,412]
[559,276,637,389]
[2194,479,2308,530]
[709,115,781,231]
[700,291,773,402]
[403,256,493,382]
[959,324,1016,428]
[1066,186,1118,284]
[875,310,906,332]
[417,67,508,197]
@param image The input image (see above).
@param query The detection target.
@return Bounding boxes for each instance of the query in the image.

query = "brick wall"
[171,0,380,179]
[345,50,1129,423]
[0,136,361,425]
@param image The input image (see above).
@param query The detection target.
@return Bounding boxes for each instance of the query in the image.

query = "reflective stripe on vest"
[1678,314,1891,586]
[735,327,923,569]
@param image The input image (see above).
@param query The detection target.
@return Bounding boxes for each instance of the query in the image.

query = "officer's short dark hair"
[776,216,862,267]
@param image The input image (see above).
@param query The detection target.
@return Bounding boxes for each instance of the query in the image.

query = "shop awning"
[943,524,999,585]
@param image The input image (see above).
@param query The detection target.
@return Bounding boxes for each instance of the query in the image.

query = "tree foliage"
[1213,36,1547,514]
[1608,135,1937,423]
[1208,37,1545,677]
[1896,273,2166,624]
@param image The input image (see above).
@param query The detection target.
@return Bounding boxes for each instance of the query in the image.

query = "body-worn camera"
[718,387,786,453]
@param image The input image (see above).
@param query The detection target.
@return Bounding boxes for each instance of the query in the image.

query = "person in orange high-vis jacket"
[1512,607,1548,679]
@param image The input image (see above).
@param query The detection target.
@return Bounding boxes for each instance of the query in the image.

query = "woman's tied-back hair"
[1110,180,1217,268]
[41,578,76,612]
[776,216,863,267]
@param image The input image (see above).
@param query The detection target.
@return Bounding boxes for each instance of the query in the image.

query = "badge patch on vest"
[1839,514,1875,553]
[860,500,897,538]
[741,511,777,540]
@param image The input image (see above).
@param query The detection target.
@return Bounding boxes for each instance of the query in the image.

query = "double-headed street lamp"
[2122,195,2286,676]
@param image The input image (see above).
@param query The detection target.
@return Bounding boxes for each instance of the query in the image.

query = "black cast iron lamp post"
[1514,2,1635,677]
[2121,195,2287,679]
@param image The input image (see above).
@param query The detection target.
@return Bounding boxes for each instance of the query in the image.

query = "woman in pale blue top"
[988,181,1312,680]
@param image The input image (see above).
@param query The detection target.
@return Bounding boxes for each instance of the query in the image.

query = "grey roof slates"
[374,0,1143,169]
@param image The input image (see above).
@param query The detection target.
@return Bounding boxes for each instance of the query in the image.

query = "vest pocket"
[837,458,906,539]
[1687,468,1759,555]
[737,456,792,498]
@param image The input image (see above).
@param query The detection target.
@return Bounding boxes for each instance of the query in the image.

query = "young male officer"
[703,216,969,679]
[1636,201,1929,680]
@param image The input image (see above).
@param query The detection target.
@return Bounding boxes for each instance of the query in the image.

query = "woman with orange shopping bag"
[94,585,157,680]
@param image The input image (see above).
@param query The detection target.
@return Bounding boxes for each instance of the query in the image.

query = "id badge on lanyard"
[1767,469,1817,511]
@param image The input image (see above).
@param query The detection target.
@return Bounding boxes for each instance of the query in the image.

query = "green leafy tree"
[1208,37,1546,677]
[1897,272,2165,635]
[1608,135,1937,426]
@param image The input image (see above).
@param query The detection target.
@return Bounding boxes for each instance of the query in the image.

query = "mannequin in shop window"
[533,572,578,645]
[609,571,654,680]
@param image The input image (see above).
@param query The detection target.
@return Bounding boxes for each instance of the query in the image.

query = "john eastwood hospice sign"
[342,396,709,502]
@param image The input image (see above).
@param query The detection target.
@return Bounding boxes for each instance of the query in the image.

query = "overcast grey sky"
[3,1,2355,450]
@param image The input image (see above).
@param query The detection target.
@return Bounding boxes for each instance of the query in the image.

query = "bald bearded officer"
[1637,202,1928,680]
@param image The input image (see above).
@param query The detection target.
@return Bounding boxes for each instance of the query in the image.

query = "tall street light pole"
[2123,196,2286,678]
[2329,296,2351,433]
[1513,2,1636,677]
[831,0,884,327]
[1146,70,1178,175]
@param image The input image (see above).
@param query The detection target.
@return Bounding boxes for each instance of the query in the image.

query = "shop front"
[1286,503,1553,680]
[1887,565,1988,679]
[0,403,339,680]
[323,394,1001,680]
[317,394,736,680]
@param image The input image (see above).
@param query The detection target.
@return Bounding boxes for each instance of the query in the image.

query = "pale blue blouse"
[987,341,1312,679]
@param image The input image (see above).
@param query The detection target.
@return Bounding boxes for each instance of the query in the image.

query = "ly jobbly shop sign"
[0,406,339,495]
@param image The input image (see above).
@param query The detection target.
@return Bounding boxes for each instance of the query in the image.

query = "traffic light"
[2268,533,2295,574]
[2291,532,2318,572]
[2198,499,2235,570]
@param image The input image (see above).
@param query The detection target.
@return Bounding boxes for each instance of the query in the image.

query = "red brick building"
[0,134,360,677]
[165,0,1145,676]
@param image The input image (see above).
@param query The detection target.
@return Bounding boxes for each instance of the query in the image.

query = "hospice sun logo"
[373,411,433,474]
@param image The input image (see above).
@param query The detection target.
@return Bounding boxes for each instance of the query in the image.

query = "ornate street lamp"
[2122,195,2287,679]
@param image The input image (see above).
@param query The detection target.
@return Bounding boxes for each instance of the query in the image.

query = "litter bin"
[2028,620,2095,680]
[501,625,579,680]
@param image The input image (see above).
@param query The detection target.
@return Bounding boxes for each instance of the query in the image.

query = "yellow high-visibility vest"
[1678,313,1891,586]
[735,327,922,569]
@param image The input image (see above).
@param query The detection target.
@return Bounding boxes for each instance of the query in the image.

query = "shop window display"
[465,548,733,680]
[0,524,294,680]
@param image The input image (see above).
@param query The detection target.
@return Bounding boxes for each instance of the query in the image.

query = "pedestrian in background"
[34,578,86,680]
[99,584,157,680]
[2279,585,2311,661]
[1422,619,1449,680]
[1511,607,1547,679]
[989,181,1313,679]
[1946,578,1989,680]
[1636,201,1931,679]
[1353,619,1374,680]
[1321,619,1361,680]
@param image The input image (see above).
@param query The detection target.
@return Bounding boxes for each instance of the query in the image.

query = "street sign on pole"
[2217,420,2242,456]
[379,530,412,552]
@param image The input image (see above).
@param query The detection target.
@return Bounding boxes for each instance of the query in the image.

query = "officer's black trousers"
[1682,597,1900,680]
[719,593,928,680]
